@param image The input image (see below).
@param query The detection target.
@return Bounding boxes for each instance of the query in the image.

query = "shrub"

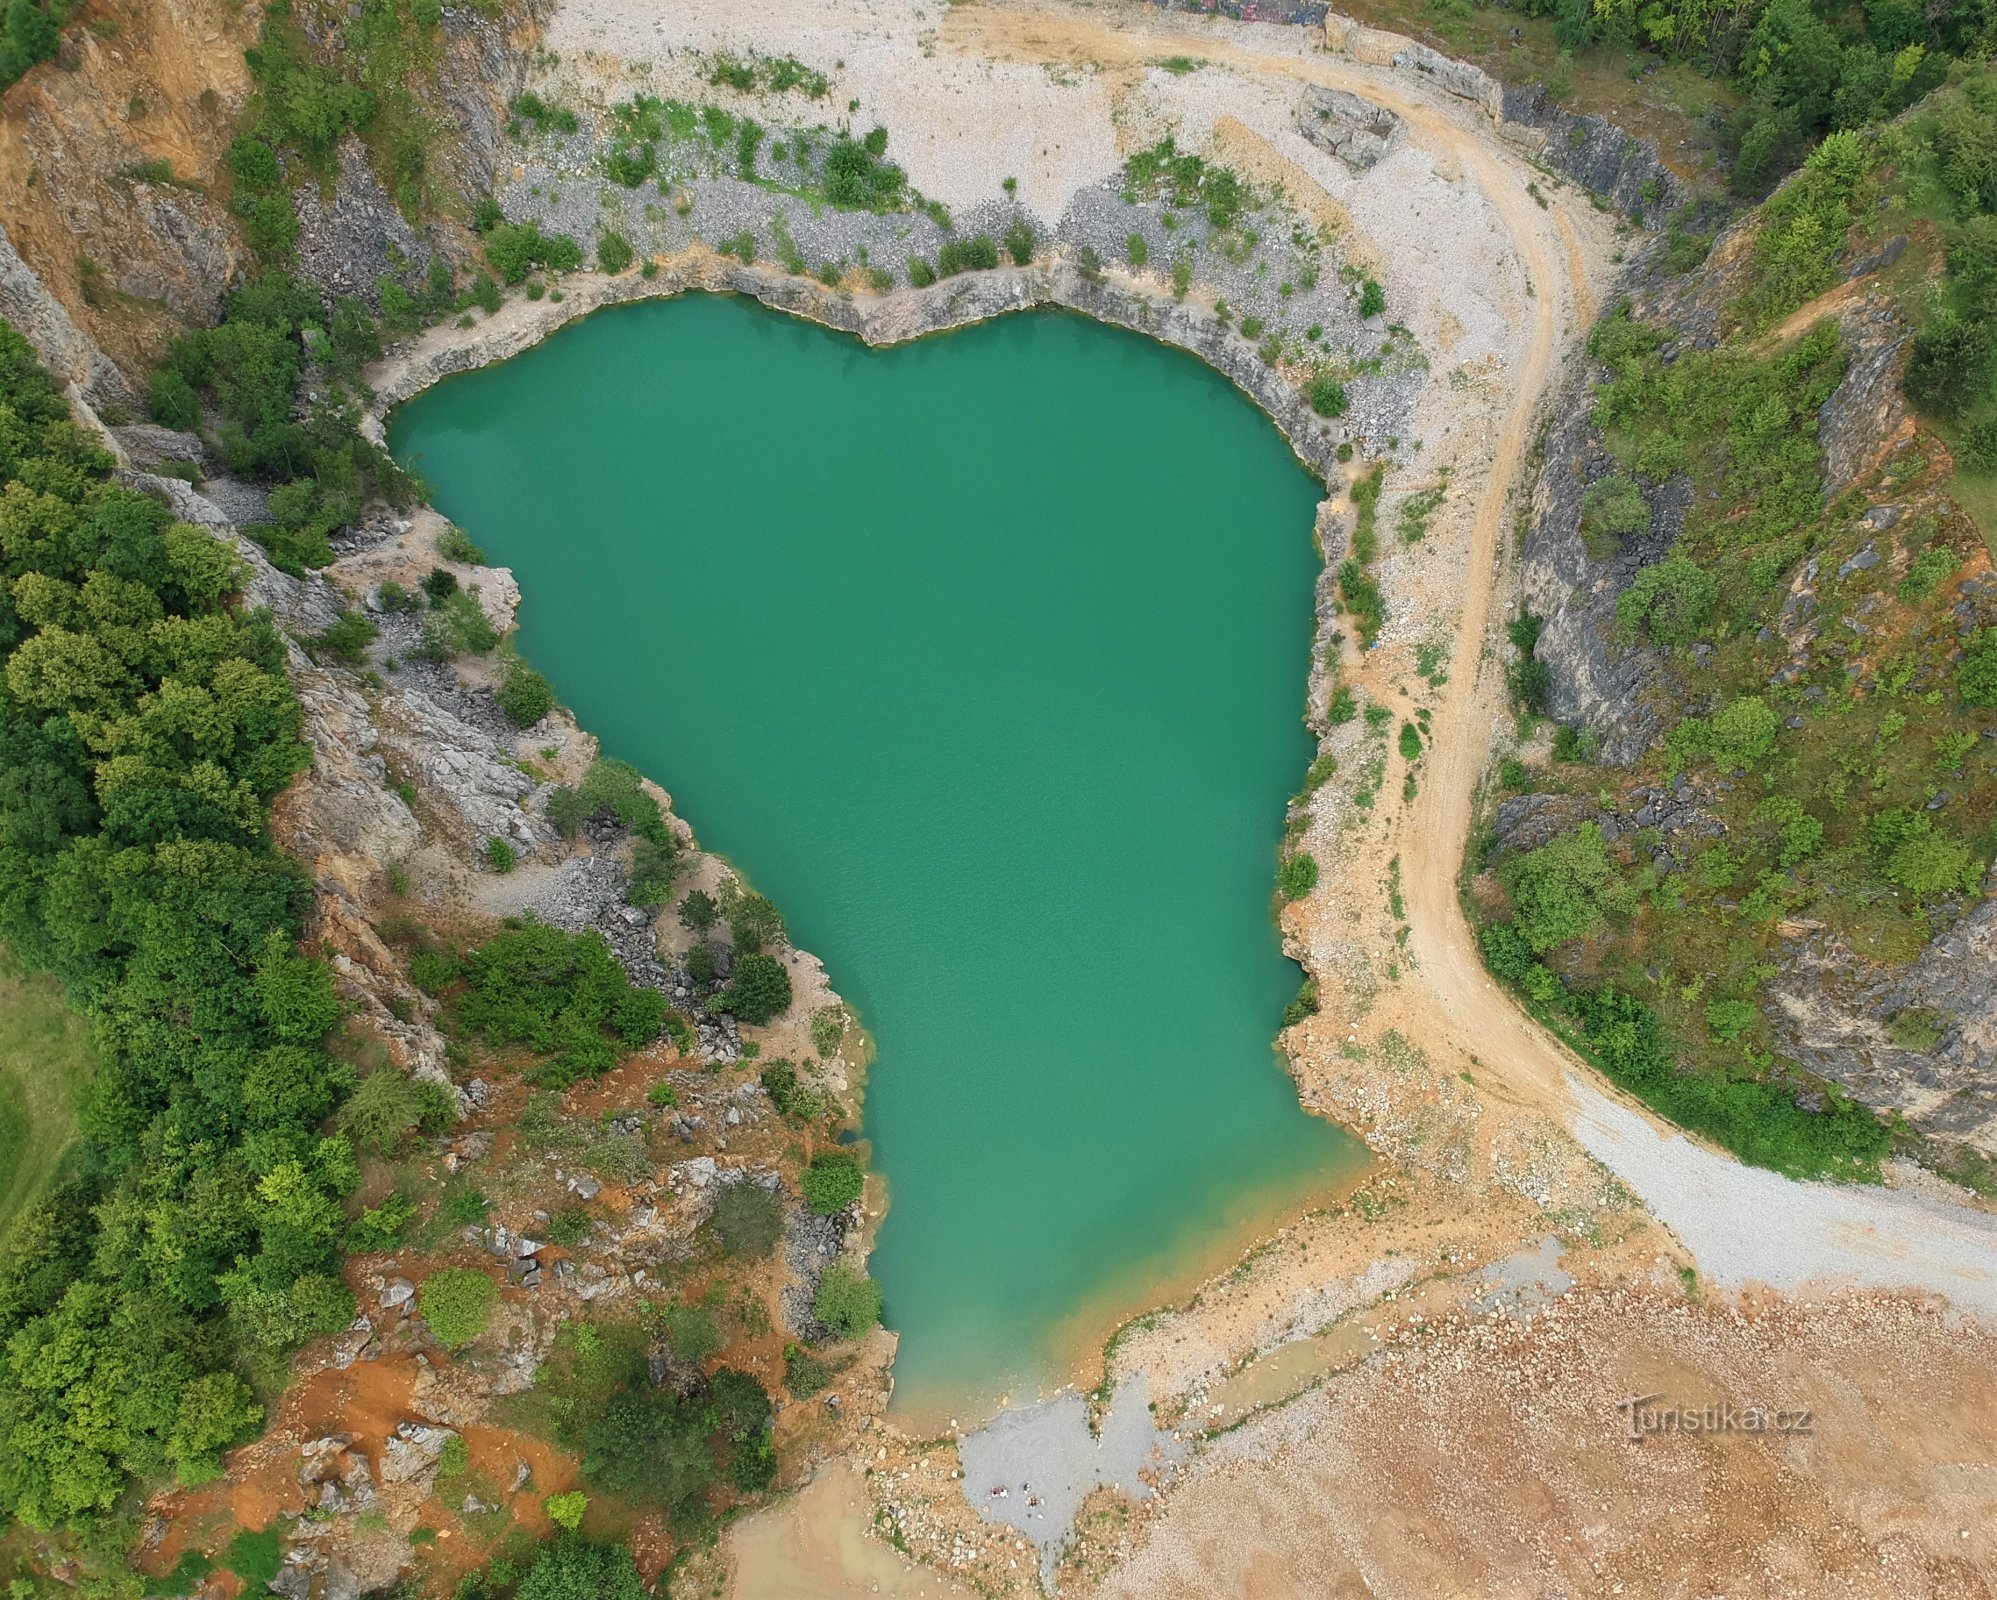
[1617,550,1717,645]
[544,1491,588,1531]
[347,1192,416,1252]
[906,256,937,287]
[1898,545,1958,601]
[1003,218,1035,265]
[1307,373,1348,418]
[812,1263,882,1337]
[1337,559,1385,644]
[546,786,588,836]
[728,891,785,952]
[337,1067,429,1154]
[498,661,556,726]
[1509,654,1551,716]
[1502,822,1614,952]
[487,836,516,873]
[712,1182,784,1258]
[937,234,999,275]
[485,222,584,284]
[1580,474,1650,554]
[722,952,792,1024]
[516,1539,648,1600]
[419,589,499,659]
[437,524,486,564]
[1960,627,1997,708]
[627,836,677,906]
[1358,277,1386,318]
[421,1268,498,1347]
[1704,998,1759,1042]
[317,608,377,664]
[1903,308,1989,417]
[1276,852,1319,901]
[1397,721,1422,761]
[801,1150,864,1214]
[1170,256,1193,299]
[1328,685,1358,723]
[596,230,634,274]
[822,129,906,209]
[459,922,663,1083]
[1126,232,1149,268]
[679,889,719,931]
[761,1059,821,1118]
[783,1343,831,1396]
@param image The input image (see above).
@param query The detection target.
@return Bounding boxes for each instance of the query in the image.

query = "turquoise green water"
[389,294,1362,1412]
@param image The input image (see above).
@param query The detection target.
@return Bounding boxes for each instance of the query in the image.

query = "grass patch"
[0,951,96,1246]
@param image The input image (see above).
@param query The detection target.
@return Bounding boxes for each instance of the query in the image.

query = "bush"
[1580,474,1650,554]
[722,952,792,1024]
[1904,308,1990,417]
[487,836,516,873]
[497,661,556,726]
[485,221,584,285]
[1307,373,1348,418]
[783,1342,831,1397]
[317,608,377,664]
[1337,559,1385,644]
[421,1268,498,1347]
[906,256,937,288]
[679,889,719,931]
[812,1262,882,1338]
[1617,550,1717,645]
[596,230,635,274]
[1003,218,1035,265]
[337,1067,429,1154]
[937,234,999,275]
[627,836,677,906]
[1328,685,1358,723]
[419,589,499,659]
[1276,852,1319,901]
[437,524,487,564]
[1358,277,1386,318]
[545,1491,588,1531]
[1960,627,1997,708]
[1503,822,1614,952]
[712,1182,784,1258]
[516,1539,648,1600]
[1126,232,1149,268]
[459,922,664,1084]
[761,1059,821,1119]
[822,129,906,209]
[728,890,785,952]
[1704,998,1759,1042]
[801,1150,864,1214]
[1397,721,1422,761]
[573,757,668,840]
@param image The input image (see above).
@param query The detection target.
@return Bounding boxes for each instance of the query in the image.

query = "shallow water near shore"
[389,291,1363,1411]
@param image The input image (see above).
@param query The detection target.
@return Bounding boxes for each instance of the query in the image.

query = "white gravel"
[1571,1075,1997,1317]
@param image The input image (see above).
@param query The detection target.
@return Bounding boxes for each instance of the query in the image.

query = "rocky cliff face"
[0,0,254,383]
[1518,349,1679,766]
[1771,898,1997,1152]
[1498,83,1691,225]
[1513,168,1997,1163]
[0,0,543,391]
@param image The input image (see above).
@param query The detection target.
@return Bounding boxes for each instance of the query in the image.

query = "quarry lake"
[389,292,1364,1412]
